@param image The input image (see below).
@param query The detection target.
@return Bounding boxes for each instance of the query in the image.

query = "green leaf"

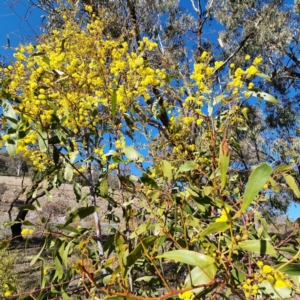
[111,89,117,118]
[177,161,197,173]
[95,175,108,198]
[161,160,172,180]
[38,128,48,152]
[157,250,215,267]
[276,264,300,276]
[114,232,126,277]
[22,221,35,226]
[64,163,73,182]
[63,206,99,227]
[274,164,292,172]
[135,276,155,282]
[283,174,300,198]
[62,241,72,268]
[62,293,72,300]
[127,236,156,267]
[53,147,60,165]
[250,91,278,104]
[73,182,81,202]
[6,133,17,157]
[54,256,63,280]
[257,282,292,299]
[238,240,277,256]
[185,215,201,228]
[31,238,47,265]
[60,37,67,52]
[45,189,53,201]
[30,52,45,57]
[40,263,46,288]
[18,204,36,211]
[184,265,217,294]
[256,73,271,81]
[219,139,230,189]
[2,100,18,129]
[42,56,50,67]
[98,176,108,198]
[200,222,230,238]
[213,93,226,105]
[123,146,144,162]
[242,163,272,212]
[55,224,80,234]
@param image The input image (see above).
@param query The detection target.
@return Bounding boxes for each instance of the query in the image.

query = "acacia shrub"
[0,4,300,300]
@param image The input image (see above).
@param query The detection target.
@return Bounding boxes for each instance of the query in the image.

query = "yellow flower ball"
[262,265,273,274]
[5,290,12,296]
[2,135,10,141]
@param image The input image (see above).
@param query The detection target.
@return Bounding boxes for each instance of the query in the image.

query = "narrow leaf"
[2,100,18,129]
[200,222,230,238]
[127,236,156,267]
[219,139,230,189]
[53,147,60,165]
[98,176,108,198]
[73,182,82,202]
[161,160,172,180]
[64,163,73,182]
[184,265,217,294]
[250,91,278,104]
[6,133,17,157]
[238,240,277,256]
[213,93,226,105]
[256,73,271,81]
[38,128,48,152]
[18,204,36,211]
[157,250,215,267]
[178,161,197,173]
[31,239,47,265]
[242,163,272,212]
[55,256,63,280]
[63,206,99,227]
[277,264,300,276]
[283,174,300,198]
[123,146,144,162]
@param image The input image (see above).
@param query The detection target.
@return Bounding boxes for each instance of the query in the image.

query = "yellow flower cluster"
[242,280,259,298]
[228,56,262,96]
[21,228,34,237]
[22,150,52,171]
[179,290,195,300]
[190,60,214,92]
[115,138,125,149]
[4,284,13,297]
[255,261,293,288]
[94,148,104,156]
[216,209,228,222]
[242,260,294,297]
[2,8,167,171]
[2,135,10,141]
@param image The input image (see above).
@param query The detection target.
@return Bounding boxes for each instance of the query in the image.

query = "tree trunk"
[11,210,28,240]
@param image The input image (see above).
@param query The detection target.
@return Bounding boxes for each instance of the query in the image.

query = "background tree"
[7,0,298,212]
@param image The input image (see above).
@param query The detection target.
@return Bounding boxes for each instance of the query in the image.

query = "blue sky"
[0,0,299,220]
